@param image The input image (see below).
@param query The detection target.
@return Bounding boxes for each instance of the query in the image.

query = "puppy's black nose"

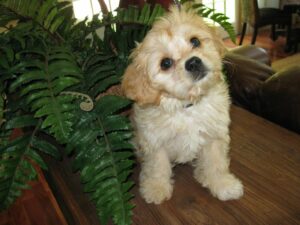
[185,56,207,79]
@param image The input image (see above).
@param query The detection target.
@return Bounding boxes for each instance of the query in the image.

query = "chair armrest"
[228,45,271,66]
[223,52,274,112]
[260,65,300,133]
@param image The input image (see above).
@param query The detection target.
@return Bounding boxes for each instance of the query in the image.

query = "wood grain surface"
[2,105,299,225]
[130,106,300,225]
[0,167,67,225]
[40,105,300,225]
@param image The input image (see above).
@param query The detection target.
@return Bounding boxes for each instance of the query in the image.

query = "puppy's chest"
[166,108,202,132]
[161,105,214,135]
[158,107,209,162]
[134,97,229,162]
[144,106,208,159]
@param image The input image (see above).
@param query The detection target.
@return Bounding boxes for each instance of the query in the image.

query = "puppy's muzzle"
[185,56,207,80]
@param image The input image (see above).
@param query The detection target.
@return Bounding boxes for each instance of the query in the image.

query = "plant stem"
[98,0,109,15]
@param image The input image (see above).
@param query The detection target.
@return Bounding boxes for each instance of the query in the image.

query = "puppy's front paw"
[209,174,244,201]
[140,179,173,204]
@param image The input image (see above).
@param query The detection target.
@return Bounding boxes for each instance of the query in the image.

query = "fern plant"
[180,0,236,42]
[0,0,235,224]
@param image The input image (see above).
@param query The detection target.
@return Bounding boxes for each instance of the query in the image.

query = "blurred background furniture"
[239,0,292,45]
[282,3,300,51]
[224,45,300,133]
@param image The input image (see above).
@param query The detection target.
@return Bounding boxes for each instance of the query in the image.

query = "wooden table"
[44,106,300,225]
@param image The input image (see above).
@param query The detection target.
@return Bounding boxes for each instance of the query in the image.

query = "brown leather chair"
[239,0,292,45]
[224,45,300,133]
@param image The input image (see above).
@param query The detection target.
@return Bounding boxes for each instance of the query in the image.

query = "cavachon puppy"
[121,5,243,204]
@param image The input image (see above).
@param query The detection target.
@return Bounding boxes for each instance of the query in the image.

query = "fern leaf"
[0,46,14,71]
[36,0,55,25]
[95,95,132,117]
[179,0,192,3]
[66,95,134,225]
[44,7,58,29]
[81,53,120,98]
[86,65,115,86]
[83,54,115,71]
[210,12,230,21]
[0,101,3,123]
[186,1,236,43]
[27,0,40,17]
[25,91,51,106]
[0,0,72,39]
[102,115,132,133]
[31,136,61,160]
[138,4,150,23]
[148,4,165,25]
[0,119,59,210]
[9,71,44,92]
[1,46,14,64]
[125,5,139,23]
[49,15,65,33]
[132,5,140,22]
[116,3,165,26]
[9,48,82,143]
[90,75,120,98]
[0,90,4,128]
[4,115,37,129]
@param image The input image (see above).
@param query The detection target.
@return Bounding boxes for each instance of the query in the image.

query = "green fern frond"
[60,91,94,111]
[0,80,4,124]
[0,87,10,147]
[186,1,236,43]
[0,0,71,40]
[92,4,165,78]
[0,46,14,70]
[0,118,60,210]
[9,47,82,143]
[0,95,3,127]
[0,40,20,83]
[116,4,165,26]
[67,95,134,225]
[4,115,37,129]
[82,53,119,98]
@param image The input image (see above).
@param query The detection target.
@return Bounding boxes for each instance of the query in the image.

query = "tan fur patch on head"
[209,26,227,57]
[121,5,225,105]
[121,61,161,106]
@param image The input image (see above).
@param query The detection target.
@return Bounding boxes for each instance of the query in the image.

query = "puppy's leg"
[139,150,173,204]
[194,138,243,201]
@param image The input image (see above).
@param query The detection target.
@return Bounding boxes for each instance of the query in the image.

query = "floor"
[0,31,296,225]
[0,167,67,225]
[129,106,300,225]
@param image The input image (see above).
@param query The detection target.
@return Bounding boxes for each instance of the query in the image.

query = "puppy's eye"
[160,58,173,70]
[190,37,201,48]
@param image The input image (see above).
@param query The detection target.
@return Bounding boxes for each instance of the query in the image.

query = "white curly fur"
[122,6,243,204]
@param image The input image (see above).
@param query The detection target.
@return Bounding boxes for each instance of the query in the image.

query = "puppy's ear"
[213,37,226,57]
[121,63,161,106]
[209,27,227,57]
